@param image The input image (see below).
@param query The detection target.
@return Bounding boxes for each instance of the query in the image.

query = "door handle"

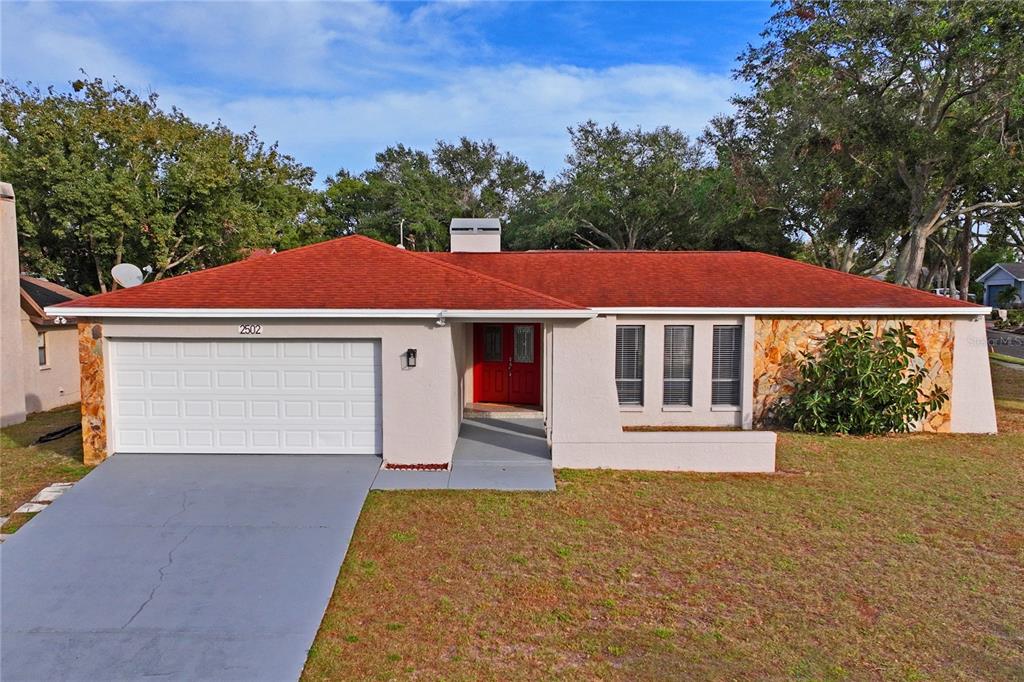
[508,356,512,375]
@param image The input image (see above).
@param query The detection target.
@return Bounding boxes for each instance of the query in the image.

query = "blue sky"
[2,1,773,183]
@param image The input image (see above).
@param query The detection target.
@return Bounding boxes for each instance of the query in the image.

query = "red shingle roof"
[56,235,980,312]
[424,251,977,309]
[58,236,582,310]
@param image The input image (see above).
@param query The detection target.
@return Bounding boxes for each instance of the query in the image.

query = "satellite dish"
[111,263,146,288]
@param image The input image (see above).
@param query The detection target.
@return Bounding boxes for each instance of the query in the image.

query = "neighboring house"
[50,220,998,473]
[1,183,82,426]
[18,276,82,413]
[976,263,1024,307]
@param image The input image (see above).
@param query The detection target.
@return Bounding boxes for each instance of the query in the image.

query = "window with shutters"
[615,325,644,405]
[663,325,693,406]
[712,325,742,406]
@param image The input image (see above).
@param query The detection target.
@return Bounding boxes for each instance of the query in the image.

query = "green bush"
[996,287,1022,309]
[776,324,948,435]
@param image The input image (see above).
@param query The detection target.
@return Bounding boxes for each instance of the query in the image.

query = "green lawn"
[1,403,91,533]
[304,366,1024,681]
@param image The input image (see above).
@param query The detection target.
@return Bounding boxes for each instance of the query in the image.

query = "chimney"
[449,218,501,253]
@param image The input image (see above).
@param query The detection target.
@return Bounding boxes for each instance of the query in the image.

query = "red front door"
[473,323,541,406]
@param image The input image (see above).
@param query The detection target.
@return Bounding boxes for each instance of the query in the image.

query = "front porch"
[372,417,555,491]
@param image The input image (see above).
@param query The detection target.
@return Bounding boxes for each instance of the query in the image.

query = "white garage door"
[109,339,382,454]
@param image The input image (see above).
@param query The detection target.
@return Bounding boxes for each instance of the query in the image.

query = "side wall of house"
[1,183,26,426]
[752,316,958,432]
[79,317,461,467]
[22,314,81,413]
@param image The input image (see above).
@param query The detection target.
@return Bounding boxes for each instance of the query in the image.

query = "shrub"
[776,323,948,435]
[997,287,1022,309]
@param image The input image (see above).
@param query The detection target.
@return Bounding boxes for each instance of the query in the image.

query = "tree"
[0,78,318,293]
[733,0,1024,287]
[320,138,543,251]
[706,114,906,274]
[552,121,705,250]
[537,121,795,253]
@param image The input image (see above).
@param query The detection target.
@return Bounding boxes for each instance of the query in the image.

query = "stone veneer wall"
[78,321,107,464]
[753,317,954,433]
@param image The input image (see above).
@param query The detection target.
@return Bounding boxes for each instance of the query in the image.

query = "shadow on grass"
[1,403,85,464]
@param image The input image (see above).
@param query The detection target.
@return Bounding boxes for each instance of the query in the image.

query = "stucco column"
[741,315,755,429]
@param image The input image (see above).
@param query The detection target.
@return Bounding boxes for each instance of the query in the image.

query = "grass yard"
[305,365,1024,681]
[0,403,90,533]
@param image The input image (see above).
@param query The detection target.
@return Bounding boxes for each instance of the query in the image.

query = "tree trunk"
[897,227,930,288]
[89,233,107,294]
[958,214,973,301]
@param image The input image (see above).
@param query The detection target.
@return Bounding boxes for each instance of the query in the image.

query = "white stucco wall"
[1,183,26,426]
[21,313,81,413]
[546,316,775,472]
[96,317,461,466]
[951,315,998,433]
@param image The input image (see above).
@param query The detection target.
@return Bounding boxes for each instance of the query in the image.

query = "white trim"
[44,306,597,320]
[592,306,989,316]
[975,263,1023,283]
[46,305,990,319]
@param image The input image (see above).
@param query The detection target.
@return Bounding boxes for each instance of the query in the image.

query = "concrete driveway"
[1,453,380,681]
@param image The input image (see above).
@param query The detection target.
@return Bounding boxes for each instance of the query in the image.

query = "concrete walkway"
[372,418,555,491]
[1,454,380,682]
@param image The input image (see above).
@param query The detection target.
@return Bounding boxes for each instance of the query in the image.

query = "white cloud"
[1,2,739,180]
[168,63,735,179]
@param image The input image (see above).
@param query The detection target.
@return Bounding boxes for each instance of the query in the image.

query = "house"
[976,263,1024,307]
[48,220,998,473]
[1,183,82,426]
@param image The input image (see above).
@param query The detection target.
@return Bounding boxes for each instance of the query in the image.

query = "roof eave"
[589,306,989,316]
[976,263,1024,283]
[44,306,597,319]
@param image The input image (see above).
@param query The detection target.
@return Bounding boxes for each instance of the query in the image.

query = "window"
[712,325,742,406]
[514,325,534,363]
[663,325,694,406]
[483,325,503,362]
[615,325,644,405]
[37,332,47,366]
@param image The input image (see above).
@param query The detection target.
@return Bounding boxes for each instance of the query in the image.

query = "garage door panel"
[110,339,382,455]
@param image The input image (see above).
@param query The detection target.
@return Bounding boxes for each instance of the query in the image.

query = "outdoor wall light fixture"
[405,348,417,368]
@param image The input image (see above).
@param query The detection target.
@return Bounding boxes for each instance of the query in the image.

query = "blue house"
[976,263,1024,307]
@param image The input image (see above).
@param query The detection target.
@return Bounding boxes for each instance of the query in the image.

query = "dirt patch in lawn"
[1,404,92,533]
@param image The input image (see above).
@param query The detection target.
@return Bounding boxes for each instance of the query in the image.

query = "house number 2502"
[238,323,262,335]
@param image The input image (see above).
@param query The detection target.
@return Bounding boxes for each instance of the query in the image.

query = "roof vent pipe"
[449,218,501,253]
